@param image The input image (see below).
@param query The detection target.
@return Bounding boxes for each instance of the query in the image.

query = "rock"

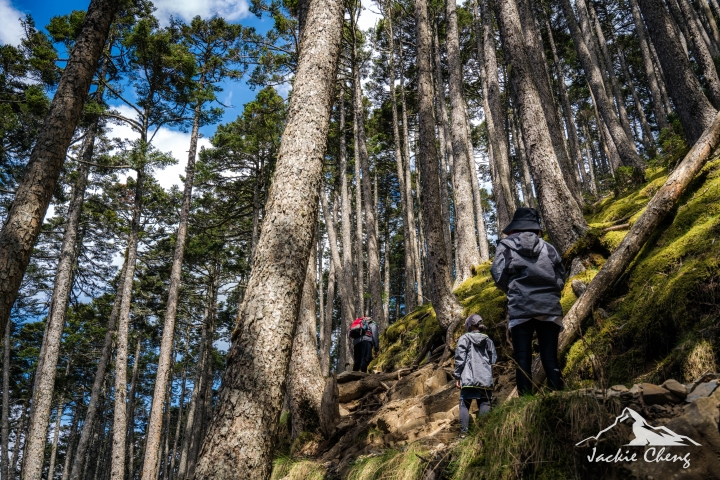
[424,369,451,395]
[338,372,397,403]
[568,257,586,278]
[629,384,640,395]
[389,365,435,402]
[661,379,688,400]
[686,380,719,403]
[571,279,587,297]
[610,384,629,392]
[639,383,681,404]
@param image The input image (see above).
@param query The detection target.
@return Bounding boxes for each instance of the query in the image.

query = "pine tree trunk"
[414,0,464,335]
[69,259,129,480]
[10,398,28,476]
[353,59,386,332]
[545,16,590,193]
[22,130,95,480]
[445,0,481,283]
[126,337,142,480]
[383,214,391,321]
[699,0,720,47]
[398,43,423,307]
[47,403,63,480]
[582,121,599,196]
[578,0,636,147]
[1,320,9,480]
[321,254,335,377]
[192,2,343,476]
[109,164,146,480]
[431,21,454,269]
[60,401,80,480]
[337,93,357,371]
[511,106,537,209]
[638,0,718,143]
[558,0,645,171]
[169,346,188,480]
[675,0,720,108]
[497,0,589,254]
[475,0,516,230]
[289,248,325,438]
[517,0,585,202]
[385,8,418,315]
[353,128,364,317]
[142,92,203,480]
[534,110,720,381]
[627,0,670,131]
[0,0,118,340]
[466,131,490,261]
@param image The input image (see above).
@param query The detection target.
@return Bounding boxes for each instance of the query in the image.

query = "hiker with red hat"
[491,207,566,396]
[348,317,379,372]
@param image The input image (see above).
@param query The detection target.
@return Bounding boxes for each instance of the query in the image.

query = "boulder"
[571,279,587,297]
[424,369,451,395]
[639,383,681,404]
[686,380,719,403]
[661,379,688,400]
[389,365,435,402]
[568,256,586,278]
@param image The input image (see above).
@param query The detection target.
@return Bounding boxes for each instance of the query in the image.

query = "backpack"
[349,317,372,339]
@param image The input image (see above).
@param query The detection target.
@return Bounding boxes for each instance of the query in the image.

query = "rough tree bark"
[518,0,584,203]
[510,104,538,209]
[415,0,464,337]
[533,111,720,381]
[0,0,118,341]
[628,0,669,131]
[126,337,142,480]
[497,0,589,254]
[384,5,419,315]
[558,0,645,171]
[353,52,386,333]
[476,0,516,230]
[445,0,482,283]
[109,166,146,480]
[22,130,95,480]
[60,401,79,480]
[638,0,718,143]
[69,259,129,480]
[288,248,325,438]
[191,1,343,477]
[321,248,335,377]
[47,403,63,480]
[142,90,203,480]
[1,320,8,480]
[353,123,364,317]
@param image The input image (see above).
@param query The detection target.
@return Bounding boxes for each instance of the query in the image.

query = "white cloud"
[152,0,251,24]
[357,0,382,31]
[107,105,212,190]
[0,0,25,46]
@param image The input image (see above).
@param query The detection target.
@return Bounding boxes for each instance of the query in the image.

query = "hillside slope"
[273,158,720,479]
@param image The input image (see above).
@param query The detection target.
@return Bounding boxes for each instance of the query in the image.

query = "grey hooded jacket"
[490,232,565,319]
[454,332,497,388]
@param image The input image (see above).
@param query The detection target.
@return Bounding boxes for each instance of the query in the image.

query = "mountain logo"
[577,407,701,447]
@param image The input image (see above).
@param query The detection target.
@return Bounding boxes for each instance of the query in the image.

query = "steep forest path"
[274,157,720,479]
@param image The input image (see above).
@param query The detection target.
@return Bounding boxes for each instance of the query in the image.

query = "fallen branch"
[602,223,630,232]
[533,111,720,382]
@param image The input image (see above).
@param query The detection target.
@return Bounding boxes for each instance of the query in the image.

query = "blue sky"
[2,0,380,188]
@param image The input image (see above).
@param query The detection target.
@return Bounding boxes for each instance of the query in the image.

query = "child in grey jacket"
[454,314,497,436]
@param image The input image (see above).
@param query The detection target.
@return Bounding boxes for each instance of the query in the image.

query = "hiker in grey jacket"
[351,318,379,372]
[454,314,496,436]
[491,207,565,396]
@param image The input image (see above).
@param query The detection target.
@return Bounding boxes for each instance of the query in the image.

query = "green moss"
[560,269,598,315]
[371,305,440,371]
[347,445,429,480]
[271,457,325,480]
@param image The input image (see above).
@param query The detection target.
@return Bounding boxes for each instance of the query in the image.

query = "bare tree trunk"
[638,0,718,143]
[559,0,645,171]
[384,5,418,315]
[321,253,335,377]
[383,212,391,321]
[159,354,174,480]
[288,248,325,438]
[582,120,599,196]
[126,338,142,480]
[533,111,720,381]
[109,165,146,480]
[0,0,118,340]
[415,0,464,335]
[518,0,585,202]
[511,106,537,209]
[475,0,516,230]
[545,15,590,193]
[431,21,455,269]
[699,0,720,47]
[317,233,325,363]
[10,398,28,477]
[47,403,63,480]
[445,0,482,283]
[352,54,386,332]
[353,127,364,317]
[467,142,490,262]
[192,2,343,476]
[22,128,95,480]
[169,346,188,480]
[675,0,720,108]
[497,0,589,254]
[142,93,203,480]
[1,320,9,480]
[398,43,423,307]
[69,259,128,480]
[337,93,357,371]
[60,401,80,480]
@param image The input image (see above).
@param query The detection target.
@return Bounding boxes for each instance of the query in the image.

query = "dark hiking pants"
[511,319,563,396]
[459,389,492,434]
[353,340,373,372]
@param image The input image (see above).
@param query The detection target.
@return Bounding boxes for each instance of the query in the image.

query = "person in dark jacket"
[491,208,565,396]
[454,314,497,436]
[351,317,379,372]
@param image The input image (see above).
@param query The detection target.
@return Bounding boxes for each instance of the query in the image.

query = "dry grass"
[347,445,429,480]
[683,339,718,382]
[270,457,325,480]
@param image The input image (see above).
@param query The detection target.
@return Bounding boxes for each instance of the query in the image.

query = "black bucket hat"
[502,207,542,234]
